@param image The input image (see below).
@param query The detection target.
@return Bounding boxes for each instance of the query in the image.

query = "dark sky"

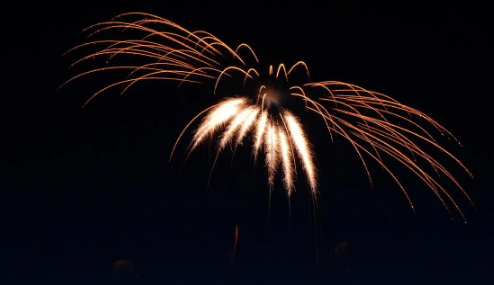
[1,1,493,284]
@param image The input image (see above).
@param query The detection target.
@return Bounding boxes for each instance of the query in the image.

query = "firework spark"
[62,12,473,221]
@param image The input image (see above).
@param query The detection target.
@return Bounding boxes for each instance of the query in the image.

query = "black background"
[1,1,493,284]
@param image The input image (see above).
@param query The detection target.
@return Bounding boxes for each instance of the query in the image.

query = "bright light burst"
[62,12,474,221]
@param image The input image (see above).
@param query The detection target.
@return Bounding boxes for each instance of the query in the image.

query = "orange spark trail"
[231,225,239,263]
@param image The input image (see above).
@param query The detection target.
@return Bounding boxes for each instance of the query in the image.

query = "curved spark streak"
[235,43,260,63]
[214,66,254,94]
[257,85,266,104]
[288,61,310,79]
[243,68,260,86]
[276,64,288,81]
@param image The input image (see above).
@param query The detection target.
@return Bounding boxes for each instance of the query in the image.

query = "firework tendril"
[62,12,474,221]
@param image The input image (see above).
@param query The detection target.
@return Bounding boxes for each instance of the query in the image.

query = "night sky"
[2,1,493,284]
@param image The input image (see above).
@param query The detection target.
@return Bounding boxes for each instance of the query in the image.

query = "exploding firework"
[62,12,473,221]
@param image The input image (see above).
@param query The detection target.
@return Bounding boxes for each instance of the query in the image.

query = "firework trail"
[231,225,239,263]
[62,12,473,221]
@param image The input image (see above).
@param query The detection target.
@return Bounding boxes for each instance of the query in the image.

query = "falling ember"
[284,111,318,194]
[64,12,474,221]
[278,127,295,195]
[231,225,239,263]
[254,111,268,159]
[265,123,279,188]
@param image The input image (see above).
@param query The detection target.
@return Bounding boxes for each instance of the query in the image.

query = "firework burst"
[62,12,473,221]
